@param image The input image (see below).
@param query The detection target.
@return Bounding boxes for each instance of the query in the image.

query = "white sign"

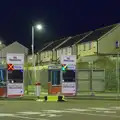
[7,53,24,65]
[62,82,76,95]
[14,65,23,70]
[67,65,76,70]
[7,83,24,97]
[60,55,76,65]
[48,65,61,69]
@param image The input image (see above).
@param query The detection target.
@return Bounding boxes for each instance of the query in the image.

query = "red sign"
[8,64,14,71]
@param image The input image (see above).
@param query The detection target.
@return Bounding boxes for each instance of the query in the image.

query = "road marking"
[18,112,42,115]
[76,112,120,118]
[104,111,116,114]
[18,111,62,118]
[67,108,92,112]
[90,107,113,111]
[42,110,69,113]
[0,106,120,120]
[110,107,120,110]
[0,113,14,117]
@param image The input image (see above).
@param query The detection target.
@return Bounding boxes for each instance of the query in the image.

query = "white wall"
[98,25,120,54]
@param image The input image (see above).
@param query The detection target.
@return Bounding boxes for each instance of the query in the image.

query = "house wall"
[77,41,97,57]
[40,51,52,62]
[98,25,120,54]
[57,47,72,60]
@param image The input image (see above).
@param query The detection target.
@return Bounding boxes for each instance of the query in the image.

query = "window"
[83,43,86,51]
[116,41,119,48]
[89,42,92,50]
[57,51,59,58]
[61,49,63,54]
[79,45,81,51]
[62,70,75,82]
[8,70,23,83]
[47,52,49,57]
[65,47,67,54]
[0,69,6,83]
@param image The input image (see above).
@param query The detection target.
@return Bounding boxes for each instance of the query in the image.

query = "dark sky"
[0,0,120,52]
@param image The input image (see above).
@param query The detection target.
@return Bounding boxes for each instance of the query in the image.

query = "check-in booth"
[48,64,76,96]
[7,53,24,97]
[48,65,61,94]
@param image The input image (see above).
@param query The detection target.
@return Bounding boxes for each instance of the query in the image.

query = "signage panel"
[60,55,76,65]
[62,82,76,95]
[7,53,24,64]
[7,83,24,97]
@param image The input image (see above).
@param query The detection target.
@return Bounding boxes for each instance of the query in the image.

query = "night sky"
[0,0,120,52]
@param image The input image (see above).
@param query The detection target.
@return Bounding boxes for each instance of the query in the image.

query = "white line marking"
[110,107,120,110]
[67,108,92,112]
[13,115,41,120]
[90,107,113,111]
[18,112,42,115]
[73,112,120,118]
[0,113,14,117]
[104,111,116,114]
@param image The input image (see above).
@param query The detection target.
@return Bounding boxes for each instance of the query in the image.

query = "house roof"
[38,23,119,52]
[42,37,68,51]
[78,24,118,43]
[38,41,53,52]
[1,41,28,50]
[57,32,91,49]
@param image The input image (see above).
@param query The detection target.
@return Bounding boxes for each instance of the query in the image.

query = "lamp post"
[32,24,43,82]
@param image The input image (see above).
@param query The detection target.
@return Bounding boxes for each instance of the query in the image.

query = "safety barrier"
[44,95,65,102]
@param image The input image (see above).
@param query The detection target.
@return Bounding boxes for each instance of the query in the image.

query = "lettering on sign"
[7,53,24,65]
[60,55,76,65]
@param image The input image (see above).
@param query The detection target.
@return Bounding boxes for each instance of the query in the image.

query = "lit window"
[116,41,119,48]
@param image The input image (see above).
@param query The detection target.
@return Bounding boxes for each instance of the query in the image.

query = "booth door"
[48,70,61,94]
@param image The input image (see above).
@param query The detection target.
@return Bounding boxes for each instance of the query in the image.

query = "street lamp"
[32,24,43,82]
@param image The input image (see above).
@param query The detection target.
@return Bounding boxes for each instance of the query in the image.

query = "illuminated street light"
[36,24,43,30]
[32,24,43,82]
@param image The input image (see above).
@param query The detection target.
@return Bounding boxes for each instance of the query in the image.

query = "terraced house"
[35,23,120,66]
[26,23,120,92]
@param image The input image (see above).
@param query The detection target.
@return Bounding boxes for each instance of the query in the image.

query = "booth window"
[52,71,60,85]
[63,70,75,82]
[0,69,6,87]
[8,70,23,83]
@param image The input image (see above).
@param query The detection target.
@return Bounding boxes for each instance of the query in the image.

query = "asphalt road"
[0,99,120,120]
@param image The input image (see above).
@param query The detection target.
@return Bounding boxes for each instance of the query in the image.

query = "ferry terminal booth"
[48,64,76,96]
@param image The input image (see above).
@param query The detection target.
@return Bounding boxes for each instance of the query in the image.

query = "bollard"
[35,82,41,99]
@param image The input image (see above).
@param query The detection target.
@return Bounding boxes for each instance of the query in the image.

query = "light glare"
[36,24,42,30]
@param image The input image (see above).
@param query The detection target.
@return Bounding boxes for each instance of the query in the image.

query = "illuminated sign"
[7,64,14,71]
[61,64,68,71]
